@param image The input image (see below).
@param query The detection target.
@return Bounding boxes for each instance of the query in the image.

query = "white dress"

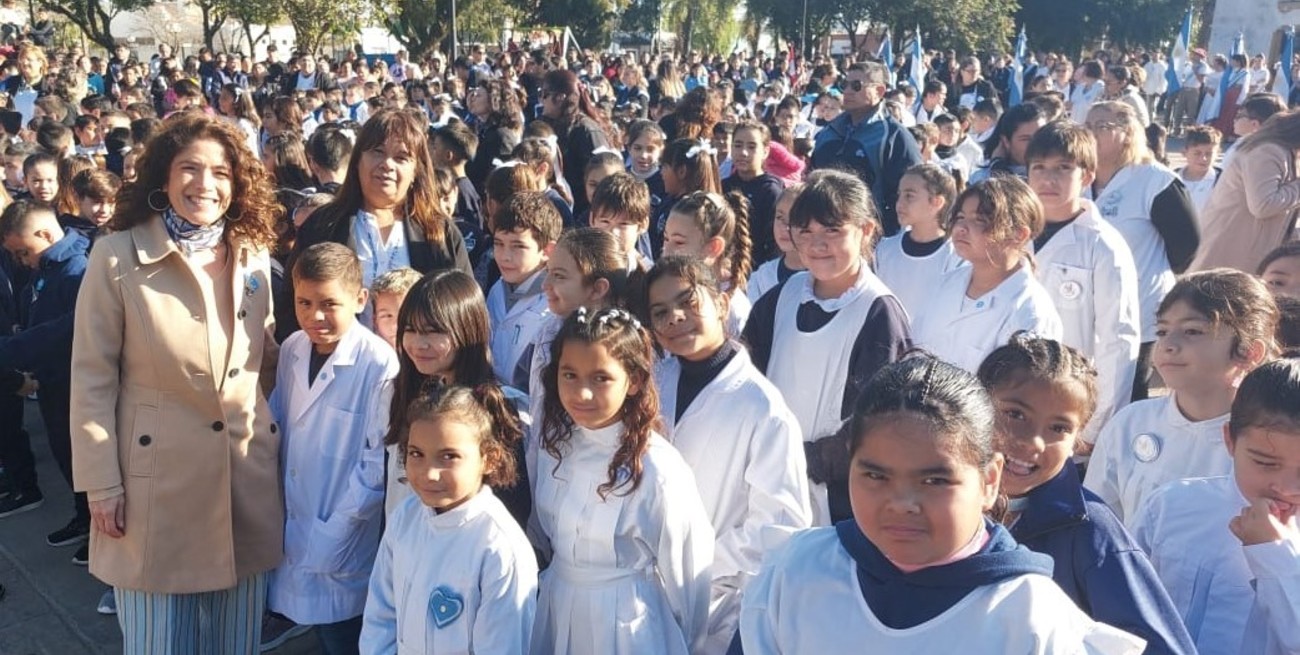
[360,488,538,654]
[739,528,1146,654]
[1083,394,1232,528]
[530,422,715,655]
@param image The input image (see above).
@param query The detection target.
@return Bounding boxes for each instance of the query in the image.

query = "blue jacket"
[0,229,89,386]
[1011,463,1197,655]
[810,105,922,236]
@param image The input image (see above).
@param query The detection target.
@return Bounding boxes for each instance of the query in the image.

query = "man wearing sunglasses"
[809,60,922,236]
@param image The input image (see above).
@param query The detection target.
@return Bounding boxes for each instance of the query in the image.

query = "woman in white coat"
[642,257,812,655]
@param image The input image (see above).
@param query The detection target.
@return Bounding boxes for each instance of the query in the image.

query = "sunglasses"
[845,79,868,92]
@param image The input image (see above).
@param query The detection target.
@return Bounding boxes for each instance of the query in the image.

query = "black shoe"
[71,543,89,566]
[47,517,90,546]
[0,473,13,499]
[0,490,43,518]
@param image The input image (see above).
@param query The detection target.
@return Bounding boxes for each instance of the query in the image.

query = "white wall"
[1208,0,1300,59]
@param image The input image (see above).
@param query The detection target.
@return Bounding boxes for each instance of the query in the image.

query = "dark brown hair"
[291,241,363,291]
[1025,120,1098,173]
[398,382,522,488]
[590,172,652,228]
[492,190,563,244]
[661,138,722,195]
[950,176,1045,243]
[1158,268,1280,361]
[976,332,1100,425]
[668,191,753,293]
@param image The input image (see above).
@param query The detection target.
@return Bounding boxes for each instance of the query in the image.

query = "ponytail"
[470,382,523,488]
[723,190,753,293]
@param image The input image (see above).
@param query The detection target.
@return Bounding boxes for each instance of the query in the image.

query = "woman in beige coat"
[1192,110,1300,273]
[71,112,283,654]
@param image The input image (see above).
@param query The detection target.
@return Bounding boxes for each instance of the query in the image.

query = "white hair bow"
[591,146,621,157]
[492,159,523,169]
[542,134,560,152]
[685,140,717,159]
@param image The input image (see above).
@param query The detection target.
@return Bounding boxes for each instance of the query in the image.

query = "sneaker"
[97,589,116,615]
[47,517,91,547]
[0,490,43,518]
[259,612,310,652]
[71,543,89,566]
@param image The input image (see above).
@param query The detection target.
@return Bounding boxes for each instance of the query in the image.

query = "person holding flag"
[1211,52,1252,137]
[1165,8,1206,136]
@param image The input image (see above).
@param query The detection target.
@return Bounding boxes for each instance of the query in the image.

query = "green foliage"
[1018,0,1192,55]
[377,0,526,57]
[278,0,368,54]
[531,0,622,48]
[38,0,156,49]
[745,0,1017,57]
[219,0,285,51]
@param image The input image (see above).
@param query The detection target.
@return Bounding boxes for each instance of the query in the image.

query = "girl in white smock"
[737,356,1146,655]
[1133,360,1300,655]
[911,177,1064,374]
[660,190,755,335]
[644,256,812,654]
[741,170,913,526]
[530,307,714,655]
[746,184,805,304]
[361,384,538,654]
[1085,270,1276,527]
[874,163,966,320]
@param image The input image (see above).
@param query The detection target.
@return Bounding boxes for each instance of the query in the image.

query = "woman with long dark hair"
[539,69,619,216]
[465,77,523,191]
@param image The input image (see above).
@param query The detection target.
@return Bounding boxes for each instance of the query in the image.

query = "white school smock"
[1086,163,1180,342]
[765,264,892,525]
[911,265,1064,374]
[360,488,539,655]
[530,422,715,655]
[874,232,966,321]
[1083,394,1232,528]
[487,271,549,385]
[1131,476,1299,655]
[738,528,1146,655]
[726,288,751,337]
[654,350,812,654]
[268,325,399,625]
[1241,531,1300,655]
[746,258,793,305]
[1032,202,1141,442]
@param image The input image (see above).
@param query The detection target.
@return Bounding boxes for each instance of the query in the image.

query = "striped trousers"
[115,572,267,655]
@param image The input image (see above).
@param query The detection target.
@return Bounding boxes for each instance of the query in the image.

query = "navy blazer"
[0,229,89,386]
[1011,462,1197,655]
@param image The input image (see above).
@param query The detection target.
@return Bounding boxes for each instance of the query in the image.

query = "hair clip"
[591,146,621,157]
[492,158,522,169]
[596,308,642,331]
[574,306,591,324]
[542,134,559,152]
[685,140,717,159]
[338,128,356,144]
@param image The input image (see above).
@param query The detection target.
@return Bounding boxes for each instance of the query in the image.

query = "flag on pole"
[1277,27,1295,98]
[1207,32,1247,122]
[909,26,924,95]
[1165,8,1193,95]
[1009,26,1028,107]
[878,30,896,86]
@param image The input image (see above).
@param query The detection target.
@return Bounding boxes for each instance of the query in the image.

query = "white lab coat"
[360,488,539,655]
[1086,162,1181,342]
[911,264,1064,374]
[1133,476,1300,655]
[268,326,399,625]
[487,272,549,386]
[1032,203,1141,442]
[739,527,1146,654]
[874,232,966,321]
[530,422,715,655]
[764,264,893,525]
[746,258,785,305]
[1070,80,1106,124]
[654,350,812,654]
[727,288,751,337]
[1083,394,1232,528]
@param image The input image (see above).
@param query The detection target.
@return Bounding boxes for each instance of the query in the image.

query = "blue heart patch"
[429,586,464,629]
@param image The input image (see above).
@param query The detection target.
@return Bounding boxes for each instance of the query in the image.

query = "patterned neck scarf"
[162,206,225,255]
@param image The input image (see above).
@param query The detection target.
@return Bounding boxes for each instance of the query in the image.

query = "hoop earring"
[147,189,170,213]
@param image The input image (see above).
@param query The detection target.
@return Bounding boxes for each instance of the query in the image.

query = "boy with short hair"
[305,127,352,194]
[268,242,399,653]
[23,152,59,205]
[0,201,92,561]
[488,191,562,386]
[932,112,973,182]
[65,169,120,245]
[1177,125,1222,214]
[3,141,38,200]
[431,122,483,228]
[1025,120,1142,446]
[73,114,106,159]
[369,266,421,352]
[588,172,653,273]
[970,98,1002,147]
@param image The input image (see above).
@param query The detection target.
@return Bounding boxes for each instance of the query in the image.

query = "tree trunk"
[682,3,694,55]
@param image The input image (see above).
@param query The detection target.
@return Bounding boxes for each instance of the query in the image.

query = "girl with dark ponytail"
[661,190,754,334]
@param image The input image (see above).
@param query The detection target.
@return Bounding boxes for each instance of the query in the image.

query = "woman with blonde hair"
[1086,100,1200,401]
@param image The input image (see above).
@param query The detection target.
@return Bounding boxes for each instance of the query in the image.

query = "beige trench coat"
[1191,141,1300,273]
[71,216,283,594]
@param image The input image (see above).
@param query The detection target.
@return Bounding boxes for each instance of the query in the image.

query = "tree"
[221,0,284,53]
[278,0,367,54]
[192,0,229,51]
[38,0,155,50]
[530,0,622,50]
[1019,0,1191,56]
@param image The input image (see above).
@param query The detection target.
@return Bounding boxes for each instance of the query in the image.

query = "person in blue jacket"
[809,60,922,236]
[0,238,36,517]
[0,200,91,559]
[977,334,1197,654]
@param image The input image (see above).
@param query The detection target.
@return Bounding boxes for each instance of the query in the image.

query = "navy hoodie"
[1010,463,1197,655]
[0,229,89,387]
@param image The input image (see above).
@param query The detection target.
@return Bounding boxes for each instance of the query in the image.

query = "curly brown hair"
[479,77,523,131]
[397,382,522,489]
[112,112,280,249]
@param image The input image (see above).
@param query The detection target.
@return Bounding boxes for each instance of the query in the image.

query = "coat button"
[270,424,278,434]
[237,309,247,319]
[228,369,239,378]
[138,435,151,446]
[212,421,225,432]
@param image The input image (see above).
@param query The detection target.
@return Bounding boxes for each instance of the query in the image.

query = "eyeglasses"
[845,79,867,92]
[1086,120,1123,133]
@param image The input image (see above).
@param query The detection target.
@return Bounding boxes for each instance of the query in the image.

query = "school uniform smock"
[268,325,399,625]
[726,288,751,337]
[1083,394,1232,528]
[654,348,812,653]
[910,264,1064,374]
[530,421,715,655]
[487,269,549,386]
[1032,203,1141,442]
[1009,463,1197,655]
[736,520,1146,654]
[873,231,966,321]
[1086,163,1199,342]
[742,264,912,525]
[1132,476,1289,654]
[360,488,539,655]
[1240,527,1300,655]
[745,257,798,305]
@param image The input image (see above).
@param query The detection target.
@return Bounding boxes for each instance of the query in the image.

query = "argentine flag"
[908,27,924,96]
[1165,8,1193,95]
[1009,27,1028,107]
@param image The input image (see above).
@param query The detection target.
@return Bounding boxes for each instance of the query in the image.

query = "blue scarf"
[162,207,225,255]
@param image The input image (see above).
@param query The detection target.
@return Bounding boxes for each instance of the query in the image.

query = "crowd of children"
[1,36,1299,655]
